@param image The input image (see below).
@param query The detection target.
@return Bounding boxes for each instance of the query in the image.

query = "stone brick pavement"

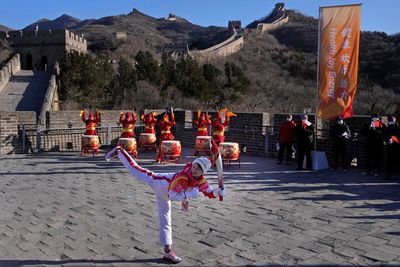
[0,148,400,266]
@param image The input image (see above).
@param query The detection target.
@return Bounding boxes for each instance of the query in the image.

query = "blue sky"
[1,0,399,34]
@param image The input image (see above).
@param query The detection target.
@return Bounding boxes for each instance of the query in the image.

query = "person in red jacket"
[81,110,101,135]
[277,114,296,164]
[156,113,176,163]
[194,111,212,156]
[140,112,157,134]
[105,147,225,263]
[194,111,211,136]
[119,111,136,138]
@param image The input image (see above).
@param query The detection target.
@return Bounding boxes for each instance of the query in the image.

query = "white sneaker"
[163,250,182,263]
[105,146,121,161]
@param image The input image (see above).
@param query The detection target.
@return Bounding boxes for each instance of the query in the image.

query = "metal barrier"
[20,123,145,152]
[17,120,368,168]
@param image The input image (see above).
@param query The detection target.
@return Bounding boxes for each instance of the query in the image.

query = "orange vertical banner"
[317,4,361,119]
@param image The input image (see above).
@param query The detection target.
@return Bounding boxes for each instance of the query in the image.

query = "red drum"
[161,140,181,158]
[195,136,212,151]
[219,142,240,160]
[118,137,137,156]
[139,133,156,146]
[81,135,99,152]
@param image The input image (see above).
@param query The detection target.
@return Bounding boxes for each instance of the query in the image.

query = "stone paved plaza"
[0,148,400,267]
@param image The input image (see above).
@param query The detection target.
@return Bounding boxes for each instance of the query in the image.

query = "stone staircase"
[0,70,50,117]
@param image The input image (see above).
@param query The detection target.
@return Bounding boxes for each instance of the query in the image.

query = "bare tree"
[133,81,162,111]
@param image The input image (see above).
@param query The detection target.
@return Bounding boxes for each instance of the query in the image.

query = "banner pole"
[314,7,322,151]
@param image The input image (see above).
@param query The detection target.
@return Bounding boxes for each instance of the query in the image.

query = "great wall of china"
[188,32,244,62]
[187,3,288,62]
[256,14,289,35]
[0,5,291,154]
[254,2,289,34]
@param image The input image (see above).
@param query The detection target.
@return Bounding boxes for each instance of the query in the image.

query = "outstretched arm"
[168,184,224,201]
[169,188,200,201]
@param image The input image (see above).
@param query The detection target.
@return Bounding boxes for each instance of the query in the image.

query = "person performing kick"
[105,146,225,263]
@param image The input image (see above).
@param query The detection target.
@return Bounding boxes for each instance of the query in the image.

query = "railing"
[20,123,145,152]
[17,120,369,168]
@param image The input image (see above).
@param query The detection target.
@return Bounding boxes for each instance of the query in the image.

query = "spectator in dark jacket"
[277,115,296,164]
[362,114,386,176]
[295,115,314,170]
[384,115,400,180]
[329,116,351,172]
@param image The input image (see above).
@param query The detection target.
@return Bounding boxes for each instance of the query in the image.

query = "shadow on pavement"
[0,258,167,267]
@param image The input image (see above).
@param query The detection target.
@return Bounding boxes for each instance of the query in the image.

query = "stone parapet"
[1,109,390,170]
[0,54,20,94]
[0,111,36,155]
[189,36,244,62]
[257,15,289,34]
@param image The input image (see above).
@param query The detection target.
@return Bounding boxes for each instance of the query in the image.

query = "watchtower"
[0,29,87,70]
[228,21,242,36]
[275,3,285,11]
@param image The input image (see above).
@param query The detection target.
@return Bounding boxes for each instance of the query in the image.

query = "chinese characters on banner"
[317,4,361,119]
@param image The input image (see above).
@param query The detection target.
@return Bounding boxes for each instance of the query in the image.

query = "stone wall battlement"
[1,29,87,70]
[192,35,236,54]
[0,109,385,171]
[66,31,87,49]
[0,54,20,94]
[189,35,244,62]
[188,19,243,62]
[1,30,86,47]
[257,14,289,34]
[39,62,60,125]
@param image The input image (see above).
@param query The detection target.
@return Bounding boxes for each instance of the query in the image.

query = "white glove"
[342,132,348,137]
[213,188,226,197]
[105,146,122,161]
[184,188,200,199]
[370,122,375,128]
[389,138,393,144]
[219,188,226,197]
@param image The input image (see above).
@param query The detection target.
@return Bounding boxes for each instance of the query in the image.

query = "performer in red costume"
[141,112,157,134]
[105,146,225,264]
[81,110,101,135]
[193,111,212,156]
[194,111,211,136]
[119,111,137,138]
[212,109,236,145]
[156,112,176,163]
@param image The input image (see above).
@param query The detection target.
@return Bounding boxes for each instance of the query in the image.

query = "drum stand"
[81,145,98,157]
[161,154,181,164]
[140,143,157,152]
[223,157,241,168]
[194,149,212,157]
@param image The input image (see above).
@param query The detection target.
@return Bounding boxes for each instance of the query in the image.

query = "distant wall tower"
[228,20,241,36]
[275,3,285,11]
[0,29,87,71]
